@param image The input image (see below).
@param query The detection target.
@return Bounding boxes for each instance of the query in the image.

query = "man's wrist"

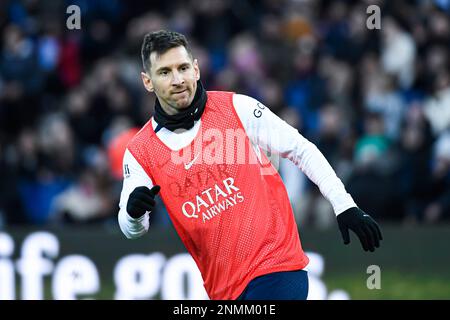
[335,204,358,216]
[127,210,149,222]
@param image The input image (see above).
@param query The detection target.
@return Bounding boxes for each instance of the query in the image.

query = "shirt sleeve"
[118,149,154,239]
[232,94,357,215]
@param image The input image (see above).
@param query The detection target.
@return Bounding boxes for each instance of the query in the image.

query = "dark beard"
[153,80,207,132]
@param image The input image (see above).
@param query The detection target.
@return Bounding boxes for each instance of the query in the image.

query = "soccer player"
[118,30,382,300]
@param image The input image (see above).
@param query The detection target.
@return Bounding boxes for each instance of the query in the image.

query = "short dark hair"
[141,30,192,73]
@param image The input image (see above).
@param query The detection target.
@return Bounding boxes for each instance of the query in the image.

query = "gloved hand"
[337,207,383,252]
[126,185,161,219]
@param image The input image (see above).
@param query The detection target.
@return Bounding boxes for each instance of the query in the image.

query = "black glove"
[337,207,383,252]
[126,185,161,219]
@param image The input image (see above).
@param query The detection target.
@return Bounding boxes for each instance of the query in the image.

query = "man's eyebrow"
[155,62,191,73]
[155,66,170,73]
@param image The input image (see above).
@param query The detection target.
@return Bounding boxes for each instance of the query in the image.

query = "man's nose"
[171,71,184,85]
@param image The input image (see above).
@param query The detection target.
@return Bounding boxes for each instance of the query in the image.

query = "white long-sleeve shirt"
[118,94,356,239]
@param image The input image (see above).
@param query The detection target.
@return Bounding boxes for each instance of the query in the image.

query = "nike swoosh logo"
[184,153,200,170]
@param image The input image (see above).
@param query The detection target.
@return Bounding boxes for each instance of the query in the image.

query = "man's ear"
[141,72,154,92]
[193,59,200,81]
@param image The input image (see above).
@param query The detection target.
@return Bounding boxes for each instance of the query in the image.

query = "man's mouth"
[173,89,187,95]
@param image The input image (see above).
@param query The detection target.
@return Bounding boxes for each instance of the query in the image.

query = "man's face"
[141,46,200,115]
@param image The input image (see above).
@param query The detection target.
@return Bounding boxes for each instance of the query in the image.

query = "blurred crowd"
[0,0,449,228]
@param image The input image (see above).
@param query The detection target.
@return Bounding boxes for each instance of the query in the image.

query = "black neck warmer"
[153,80,207,132]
